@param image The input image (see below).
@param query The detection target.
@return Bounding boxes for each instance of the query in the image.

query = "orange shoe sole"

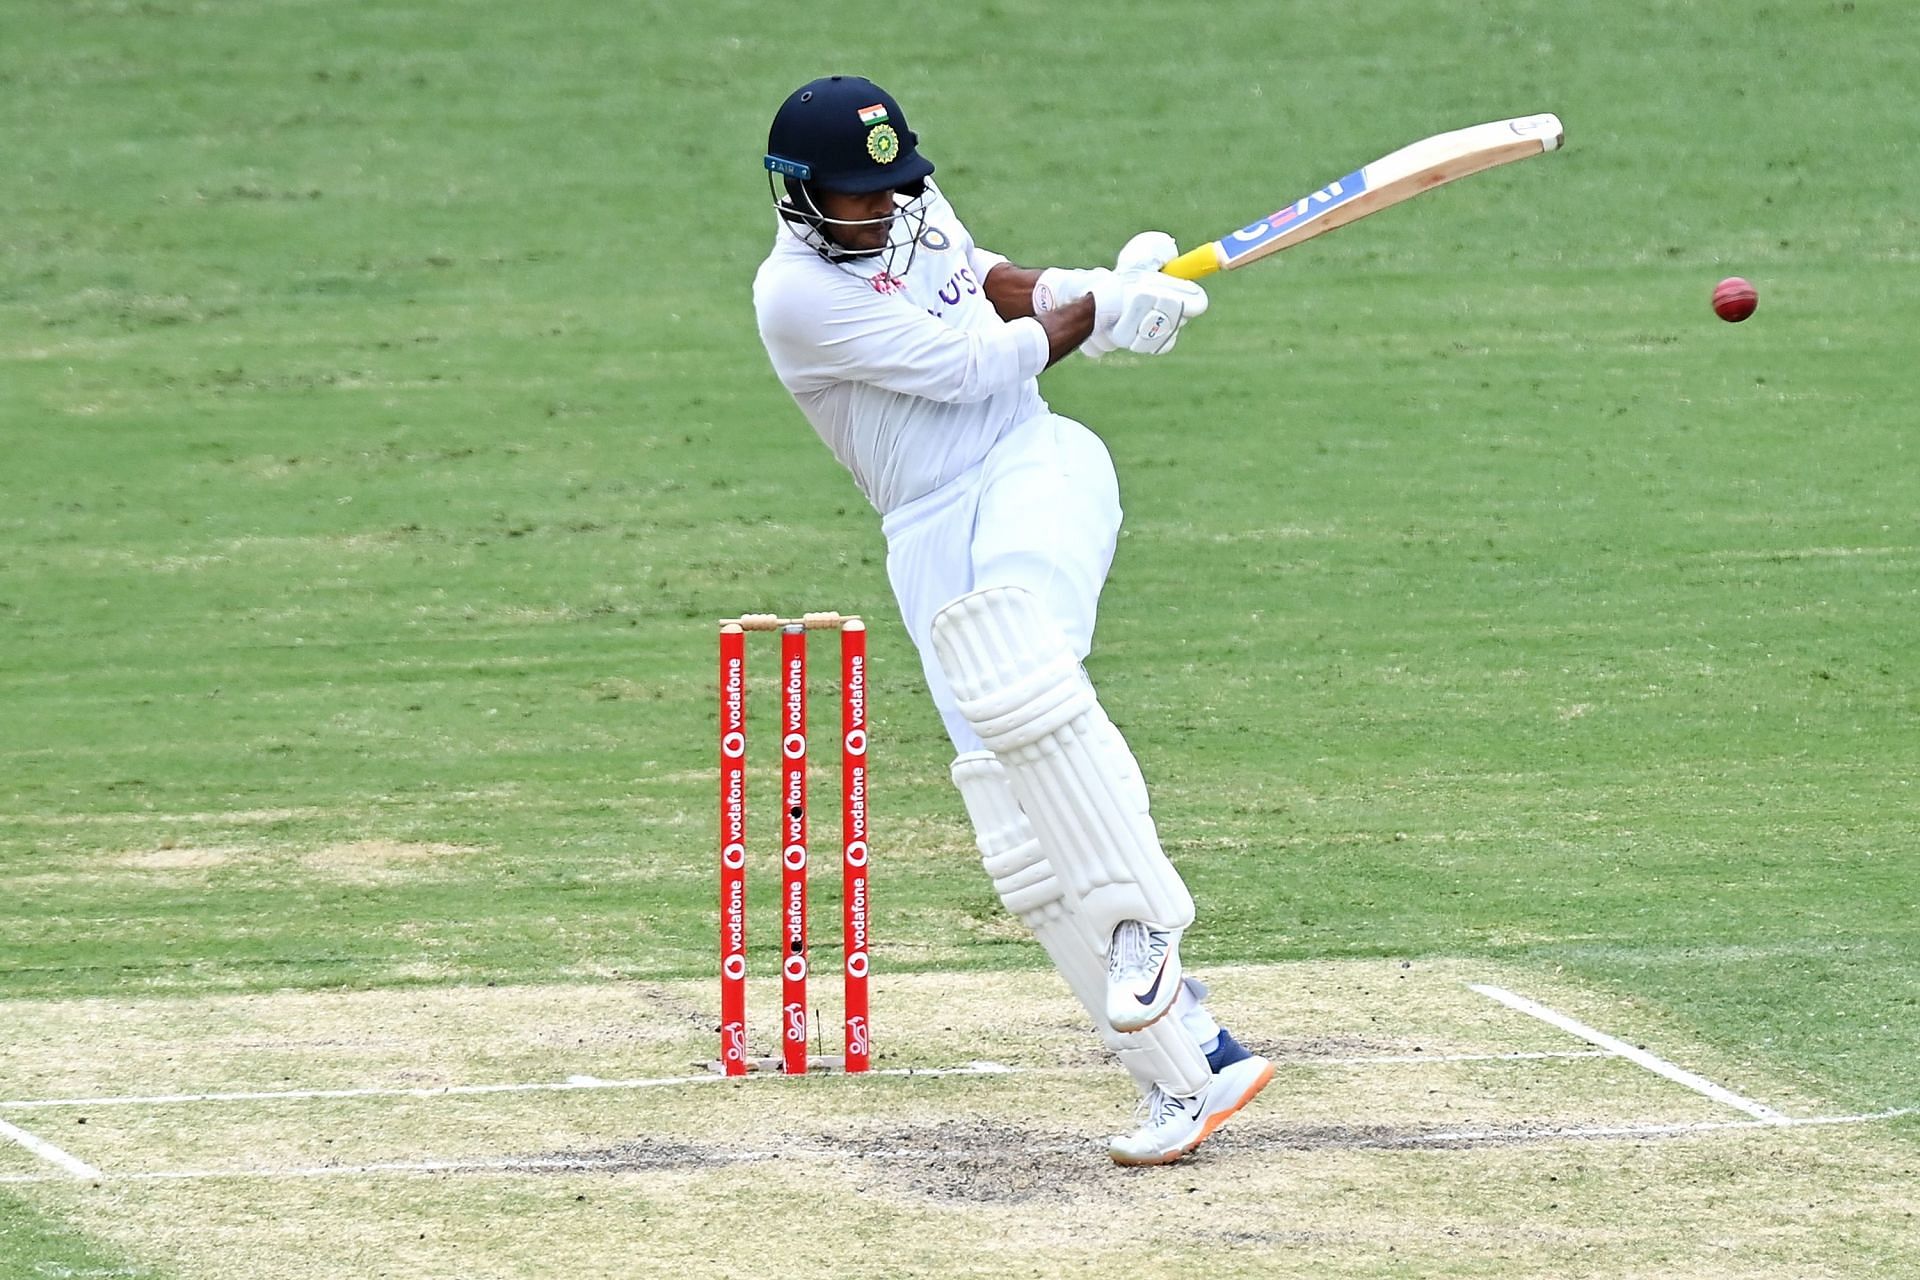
[1111,1058,1276,1168]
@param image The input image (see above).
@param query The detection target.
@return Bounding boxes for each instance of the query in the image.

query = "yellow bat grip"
[1161,243,1223,280]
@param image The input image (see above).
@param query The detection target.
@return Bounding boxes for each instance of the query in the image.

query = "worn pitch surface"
[4,963,1913,1278]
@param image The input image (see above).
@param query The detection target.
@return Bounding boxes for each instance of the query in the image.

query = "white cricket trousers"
[881,412,1122,754]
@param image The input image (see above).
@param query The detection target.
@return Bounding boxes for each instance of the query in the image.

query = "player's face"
[813,187,898,253]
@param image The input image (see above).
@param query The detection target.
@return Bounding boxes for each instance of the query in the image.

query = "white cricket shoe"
[1106,920,1183,1032]
[1108,1032,1275,1167]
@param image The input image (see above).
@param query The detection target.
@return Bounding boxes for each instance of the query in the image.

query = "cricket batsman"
[752,75,1273,1165]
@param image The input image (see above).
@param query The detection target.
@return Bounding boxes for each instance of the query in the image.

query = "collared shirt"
[754,182,1050,515]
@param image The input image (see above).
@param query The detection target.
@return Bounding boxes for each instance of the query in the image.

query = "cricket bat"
[1161,113,1564,280]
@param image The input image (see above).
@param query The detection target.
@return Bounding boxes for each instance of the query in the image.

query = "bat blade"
[1161,113,1564,280]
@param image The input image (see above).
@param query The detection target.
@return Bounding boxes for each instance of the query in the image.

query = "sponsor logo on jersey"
[923,265,980,319]
[918,225,951,251]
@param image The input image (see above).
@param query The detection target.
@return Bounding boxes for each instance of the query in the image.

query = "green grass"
[0,1188,163,1280]
[1,0,1916,1271]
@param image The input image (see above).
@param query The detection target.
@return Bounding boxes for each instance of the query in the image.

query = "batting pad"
[932,586,1194,942]
[952,751,1211,1098]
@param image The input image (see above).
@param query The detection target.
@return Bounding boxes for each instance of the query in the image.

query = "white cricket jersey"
[753,183,1051,515]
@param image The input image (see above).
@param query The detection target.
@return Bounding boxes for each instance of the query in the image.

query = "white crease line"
[0,1107,1910,1186]
[1470,984,1789,1123]
[1415,1107,1915,1144]
[0,1115,102,1180]
[1315,1049,1610,1066]
[0,1063,1019,1111]
[0,1051,1606,1112]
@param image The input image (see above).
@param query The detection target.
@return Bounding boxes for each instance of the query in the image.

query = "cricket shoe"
[1108,1030,1275,1167]
[1106,919,1183,1032]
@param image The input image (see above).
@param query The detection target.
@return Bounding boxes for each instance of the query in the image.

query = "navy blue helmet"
[765,76,935,195]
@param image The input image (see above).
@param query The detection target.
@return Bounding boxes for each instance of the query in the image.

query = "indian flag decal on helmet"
[857,103,889,125]
[866,124,900,164]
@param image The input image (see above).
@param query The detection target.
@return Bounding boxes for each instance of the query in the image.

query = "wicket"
[717,612,869,1075]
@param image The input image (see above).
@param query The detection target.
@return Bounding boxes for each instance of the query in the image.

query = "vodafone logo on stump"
[716,615,874,1074]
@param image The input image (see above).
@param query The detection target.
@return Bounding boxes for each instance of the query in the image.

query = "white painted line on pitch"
[0,1107,1910,1186]
[0,1151,795,1186]
[1416,1105,1918,1145]
[0,1115,103,1180]
[1470,984,1790,1123]
[1314,1049,1611,1067]
[0,1050,1605,1113]
[0,1062,1021,1112]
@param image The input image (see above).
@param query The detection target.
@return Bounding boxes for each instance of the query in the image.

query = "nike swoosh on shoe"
[1134,965,1167,1007]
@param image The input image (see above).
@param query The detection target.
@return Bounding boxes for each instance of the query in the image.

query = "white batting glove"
[1032,266,1112,315]
[1114,230,1179,275]
[1082,271,1131,358]
[1108,271,1209,355]
[1081,232,1182,358]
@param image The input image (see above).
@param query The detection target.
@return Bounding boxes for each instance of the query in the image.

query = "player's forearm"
[984,263,1093,366]
[983,262,1043,321]
[1037,295,1096,367]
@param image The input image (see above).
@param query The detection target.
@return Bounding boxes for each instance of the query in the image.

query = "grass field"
[3,0,1916,1276]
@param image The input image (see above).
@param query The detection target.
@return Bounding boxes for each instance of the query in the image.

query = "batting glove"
[1083,231,1183,358]
[1108,272,1209,356]
[1032,266,1112,315]
[1114,230,1179,275]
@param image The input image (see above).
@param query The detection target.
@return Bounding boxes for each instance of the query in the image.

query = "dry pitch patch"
[2,961,1914,1279]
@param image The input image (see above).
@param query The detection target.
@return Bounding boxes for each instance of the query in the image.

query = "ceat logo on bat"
[1221,165,1370,263]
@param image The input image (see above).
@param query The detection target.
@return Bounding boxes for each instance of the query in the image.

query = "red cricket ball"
[1713,276,1758,323]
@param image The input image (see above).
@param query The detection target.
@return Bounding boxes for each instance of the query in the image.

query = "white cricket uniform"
[754,183,1123,752]
[754,181,1245,1122]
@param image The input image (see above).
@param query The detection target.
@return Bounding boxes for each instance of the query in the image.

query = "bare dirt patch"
[115,845,236,871]
[100,837,477,883]
[821,1118,1103,1204]
[508,1135,745,1173]
[299,839,477,881]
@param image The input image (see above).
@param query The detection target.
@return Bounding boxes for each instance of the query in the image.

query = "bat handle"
[1161,243,1224,281]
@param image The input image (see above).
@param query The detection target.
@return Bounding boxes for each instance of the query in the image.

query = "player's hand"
[1106,271,1208,355]
[1032,266,1113,315]
[1082,232,1183,358]
[1113,231,1179,275]
[1036,232,1177,320]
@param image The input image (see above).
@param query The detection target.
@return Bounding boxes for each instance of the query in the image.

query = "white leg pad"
[933,586,1194,943]
[952,751,1212,1098]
